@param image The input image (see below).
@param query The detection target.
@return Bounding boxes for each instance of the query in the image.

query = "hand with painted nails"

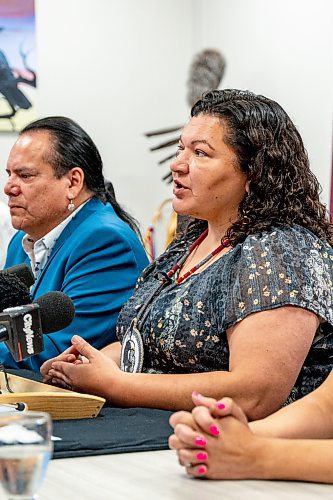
[169,414,260,479]
[169,373,333,483]
[169,391,257,479]
[169,391,248,442]
[191,391,249,425]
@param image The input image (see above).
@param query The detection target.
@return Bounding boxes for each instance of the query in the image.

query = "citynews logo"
[23,313,35,355]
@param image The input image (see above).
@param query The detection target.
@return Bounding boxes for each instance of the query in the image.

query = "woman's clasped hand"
[169,371,333,483]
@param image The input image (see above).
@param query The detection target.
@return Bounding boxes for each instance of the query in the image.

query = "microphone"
[0,291,75,362]
[0,274,31,312]
[1,263,35,288]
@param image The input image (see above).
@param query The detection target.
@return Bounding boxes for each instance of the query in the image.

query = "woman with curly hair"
[40,90,333,419]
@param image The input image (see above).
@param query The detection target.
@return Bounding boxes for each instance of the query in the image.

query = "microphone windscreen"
[0,274,31,311]
[186,48,226,107]
[2,263,35,288]
[35,291,75,333]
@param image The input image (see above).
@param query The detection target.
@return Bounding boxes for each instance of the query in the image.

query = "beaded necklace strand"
[166,229,231,284]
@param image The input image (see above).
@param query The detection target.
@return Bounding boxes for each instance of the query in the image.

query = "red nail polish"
[197,466,206,475]
[196,452,207,461]
[209,425,220,436]
[216,403,225,410]
[195,436,207,447]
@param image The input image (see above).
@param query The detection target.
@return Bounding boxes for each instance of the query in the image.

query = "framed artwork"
[0,0,36,132]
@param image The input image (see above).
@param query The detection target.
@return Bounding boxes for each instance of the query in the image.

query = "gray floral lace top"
[116,224,333,402]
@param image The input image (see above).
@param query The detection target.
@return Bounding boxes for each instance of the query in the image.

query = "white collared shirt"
[22,200,90,278]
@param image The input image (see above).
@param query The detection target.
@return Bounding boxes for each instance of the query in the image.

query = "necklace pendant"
[120,318,144,373]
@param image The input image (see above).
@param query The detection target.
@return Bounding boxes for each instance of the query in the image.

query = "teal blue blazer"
[2,198,148,371]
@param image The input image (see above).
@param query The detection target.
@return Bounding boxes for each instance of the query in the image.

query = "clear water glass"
[0,411,53,499]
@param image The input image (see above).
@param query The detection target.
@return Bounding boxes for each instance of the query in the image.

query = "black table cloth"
[8,369,173,459]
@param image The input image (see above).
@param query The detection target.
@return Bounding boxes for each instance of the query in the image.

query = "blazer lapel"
[31,198,101,297]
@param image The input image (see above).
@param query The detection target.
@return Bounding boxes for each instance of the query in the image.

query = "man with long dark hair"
[2,116,148,371]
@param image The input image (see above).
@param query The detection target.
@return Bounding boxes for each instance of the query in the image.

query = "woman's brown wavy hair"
[189,89,332,245]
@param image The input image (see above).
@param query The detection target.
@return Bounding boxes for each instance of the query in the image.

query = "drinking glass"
[0,411,53,499]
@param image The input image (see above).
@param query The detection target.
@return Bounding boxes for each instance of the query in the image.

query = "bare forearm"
[107,369,286,416]
[255,437,333,483]
[250,381,333,439]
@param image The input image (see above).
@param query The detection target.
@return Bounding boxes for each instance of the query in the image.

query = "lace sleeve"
[223,225,333,330]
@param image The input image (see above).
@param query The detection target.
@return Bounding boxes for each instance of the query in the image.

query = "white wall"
[0,0,332,238]
[194,0,333,205]
[0,0,194,233]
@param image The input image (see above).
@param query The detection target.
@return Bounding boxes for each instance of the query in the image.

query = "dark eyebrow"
[178,135,215,151]
[191,140,215,151]
[6,166,37,174]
